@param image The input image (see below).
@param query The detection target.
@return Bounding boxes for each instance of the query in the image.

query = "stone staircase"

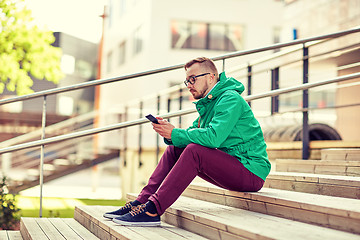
[2,148,360,239]
[275,148,360,177]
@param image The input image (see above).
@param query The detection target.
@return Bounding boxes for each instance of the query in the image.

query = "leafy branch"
[0,0,64,95]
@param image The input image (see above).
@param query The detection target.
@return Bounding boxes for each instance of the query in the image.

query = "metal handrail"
[0,27,359,106]
[0,111,96,148]
[1,27,360,218]
[226,40,321,75]
[229,42,360,79]
[1,72,358,155]
[103,36,360,109]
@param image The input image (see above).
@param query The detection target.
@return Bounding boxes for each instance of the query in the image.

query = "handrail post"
[167,97,171,120]
[179,88,183,128]
[271,67,280,114]
[123,106,128,167]
[156,95,160,163]
[138,101,143,167]
[302,45,310,159]
[39,95,47,217]
[222,59,226,72]
[247,65,252,107]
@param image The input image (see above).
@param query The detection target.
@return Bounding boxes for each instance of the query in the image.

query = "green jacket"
[168,72,271,181]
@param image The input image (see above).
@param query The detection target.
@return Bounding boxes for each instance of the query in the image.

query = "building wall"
[336,50,360,141]
[0,78,58,114]
[280,0,360,140]
[54,32,98,116]
[281,0,360,41]
[98,0,285,150]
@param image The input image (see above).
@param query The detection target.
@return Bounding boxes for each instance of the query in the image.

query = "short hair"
[184,57,219,79]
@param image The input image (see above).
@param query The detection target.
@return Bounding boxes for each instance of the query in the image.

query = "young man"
[104,57,270,226]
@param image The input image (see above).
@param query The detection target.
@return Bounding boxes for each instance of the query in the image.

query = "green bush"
[0,177,20,230]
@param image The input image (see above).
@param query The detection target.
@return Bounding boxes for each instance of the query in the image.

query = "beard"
[190,80,210,99]
[191,88,208,99]
[193,91,205,99]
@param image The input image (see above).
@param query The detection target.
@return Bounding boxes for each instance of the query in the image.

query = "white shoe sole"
[103,213,121,219]
[112,218,161,227]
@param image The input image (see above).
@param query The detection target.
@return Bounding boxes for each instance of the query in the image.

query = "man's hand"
[151,117,175,140]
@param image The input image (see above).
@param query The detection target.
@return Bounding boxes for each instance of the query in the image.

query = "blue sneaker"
[103,201,140,219]
[112,204,161,226]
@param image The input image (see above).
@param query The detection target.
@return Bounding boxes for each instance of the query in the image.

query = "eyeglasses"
[184,73,211,86]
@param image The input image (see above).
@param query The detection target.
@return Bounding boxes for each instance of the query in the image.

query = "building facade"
[279,0,360,140]
[98,0,285,150]
[54,32,98,116]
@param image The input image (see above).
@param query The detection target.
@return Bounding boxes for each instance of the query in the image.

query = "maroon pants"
[136,143,264,215]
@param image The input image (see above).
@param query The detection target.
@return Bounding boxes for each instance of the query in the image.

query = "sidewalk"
[19,159,122,200]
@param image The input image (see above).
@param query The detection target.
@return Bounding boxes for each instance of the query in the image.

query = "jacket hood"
[214,72,245,96]
[195,72,245,105]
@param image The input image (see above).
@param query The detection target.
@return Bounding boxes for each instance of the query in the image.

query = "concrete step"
[180,181,360,235]
[265,171,360,199]
[53,158,72,166]
[74,205,208,240]
[126,193,360,240]
[43,163,56,172]
[276,159,360,176]
[321,148,360,161]
[0,231,22,240]
[20,217,99,240]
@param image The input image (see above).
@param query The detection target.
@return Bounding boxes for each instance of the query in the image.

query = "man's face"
[185,63,212,100]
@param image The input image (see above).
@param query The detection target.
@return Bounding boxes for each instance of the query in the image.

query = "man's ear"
[211,73,216,83]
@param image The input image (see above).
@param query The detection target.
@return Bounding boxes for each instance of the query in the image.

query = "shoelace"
[119,202,138,211]
[129,204,146,216]
[120,202,132,210]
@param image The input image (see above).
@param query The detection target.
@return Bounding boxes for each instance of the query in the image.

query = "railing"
[0,27,360,217]
[0,71,359,155]
[0,111,96,149]
[0,111,96,183]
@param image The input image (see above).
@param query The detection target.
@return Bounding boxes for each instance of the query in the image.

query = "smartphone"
[145,114,159,124]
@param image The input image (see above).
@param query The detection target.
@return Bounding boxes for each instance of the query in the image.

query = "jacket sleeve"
[171,91,242,148]
[164,116,200,145]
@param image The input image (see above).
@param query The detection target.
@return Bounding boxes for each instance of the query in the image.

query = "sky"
[25,0,105,43]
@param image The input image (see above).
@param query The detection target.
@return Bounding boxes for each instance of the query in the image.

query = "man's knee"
[182,144,209,169]
[185,143,203,151]
[184,143,211,157]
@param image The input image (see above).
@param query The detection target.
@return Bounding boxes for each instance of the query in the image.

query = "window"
[0,95,22,113]
[58,96,74,116]
[61,54,75,75]
[273,26,281,44]
[75,60,93,79]
[273,26,281,52]
[171,21,189,49]
[209,23,226,51]
[133,26,143,55]
[227,25,244,51]
[188,22,207,49]
[171,20,244,51]
[119,41,126,65]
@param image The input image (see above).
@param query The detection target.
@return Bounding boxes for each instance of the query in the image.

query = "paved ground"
[20,159,122,200]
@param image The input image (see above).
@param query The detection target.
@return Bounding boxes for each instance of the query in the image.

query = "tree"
[0,0,63,96]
